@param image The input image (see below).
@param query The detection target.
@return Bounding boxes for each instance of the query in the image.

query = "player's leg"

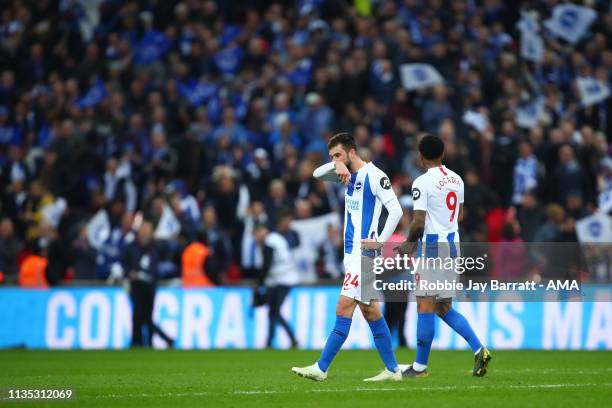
[397,301,408,347]
[435,300,492,376]
[401,296,435,377]
[359,301,399,372]
[317,295,357,370]
[292,295,357,381]
[359,301,402,382]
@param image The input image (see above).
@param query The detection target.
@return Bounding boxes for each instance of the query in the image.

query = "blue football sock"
[415,313,435,366]
[368,317,398,372]
[441,308,483,353]
[317,316,352,372]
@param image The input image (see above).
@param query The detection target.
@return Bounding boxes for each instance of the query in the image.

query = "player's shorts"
[413,263,458,299]
[340,252,380,304]
[413,241,460,300]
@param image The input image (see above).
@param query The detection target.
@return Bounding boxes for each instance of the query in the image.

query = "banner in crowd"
[291,213,341,282]
[0,287,610,350]
[576,77,611,107]
[576,212,612,243]
[399,64,444,91]
[517,10,543,63]
[544,3,596,44]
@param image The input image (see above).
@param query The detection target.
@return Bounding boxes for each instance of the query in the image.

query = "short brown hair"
[327,132,357,152]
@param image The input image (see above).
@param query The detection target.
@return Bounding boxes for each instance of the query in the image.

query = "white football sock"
[412,362,427,372]
[474,347,482,356]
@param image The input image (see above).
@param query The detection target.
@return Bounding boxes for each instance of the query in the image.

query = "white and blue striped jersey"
[342,162,397,254]
[411,165,463,248]
[313,161,400,255]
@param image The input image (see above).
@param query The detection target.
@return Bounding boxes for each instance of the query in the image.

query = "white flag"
[290,213,340,283]
[41,198,67,228]
[598,188,612,214]
[154,204,181,239]
[575,213,612,243]
[576,77,610,107]
[400,64,444,91]
[544,4,596,44]
[86,209,111,250]
[462,110,488,134]
[517,10,539,34]
[520,29,544,62]
[515,98,544,129]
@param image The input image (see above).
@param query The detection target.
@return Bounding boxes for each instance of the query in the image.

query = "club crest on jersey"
[355,181,362,191]
[412,188,421,200]
[380,177,391,190]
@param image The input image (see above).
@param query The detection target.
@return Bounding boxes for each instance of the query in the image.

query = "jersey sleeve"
[411,176,428,211]
[459,179,465,204]
[373,170,396,205]
[373,170,402,242]
[312,162,339,182]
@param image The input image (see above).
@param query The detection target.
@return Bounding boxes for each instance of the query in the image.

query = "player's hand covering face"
[329,145,352,185]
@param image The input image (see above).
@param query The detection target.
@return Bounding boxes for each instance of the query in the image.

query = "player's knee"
[435,301,451,318]
[417,297,436,313]
[361,308,377,322]
[359,304,381,322]
[335,298,355,317]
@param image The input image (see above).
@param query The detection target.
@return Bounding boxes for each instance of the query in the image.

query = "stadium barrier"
[0,286,610,350]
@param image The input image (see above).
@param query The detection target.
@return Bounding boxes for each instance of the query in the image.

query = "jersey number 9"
[446,191,457,222]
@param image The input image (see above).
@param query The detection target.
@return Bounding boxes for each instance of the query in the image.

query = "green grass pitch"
[1,349,610,407]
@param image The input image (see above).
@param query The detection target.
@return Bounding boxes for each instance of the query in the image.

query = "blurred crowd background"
[0,0,611,286]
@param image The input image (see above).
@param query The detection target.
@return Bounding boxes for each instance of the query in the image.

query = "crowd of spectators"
[0,0,611,285]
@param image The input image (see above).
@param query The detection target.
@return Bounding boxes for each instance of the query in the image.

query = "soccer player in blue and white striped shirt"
[292,132,404,382]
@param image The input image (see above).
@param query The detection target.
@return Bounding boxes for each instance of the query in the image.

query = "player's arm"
[368,174,403,247]
[458,203,464,222]
[406,210,426,243]
[378,198,402,243]
[313,162,350,185]
[395,210,425,255]
[395,177,427,254]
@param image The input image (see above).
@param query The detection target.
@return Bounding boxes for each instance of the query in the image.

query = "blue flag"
[177,79,218,107]
[75,79,107,109]
[214,46,243,75]
[134,30,171,65]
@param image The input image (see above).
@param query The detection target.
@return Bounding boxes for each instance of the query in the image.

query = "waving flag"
[544,4,596,44]
[214,46,243,75]
[576,213,612,243]
[517,10,539,34]
[520,29,544,62]
[134,30,171,65]
[576,77,610,107]
[400,64,444,91]
[75,79,107,109]
[515,98,544,129]
[87,209,111,250]
[177,79,218,107]
[462,110,488,134]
